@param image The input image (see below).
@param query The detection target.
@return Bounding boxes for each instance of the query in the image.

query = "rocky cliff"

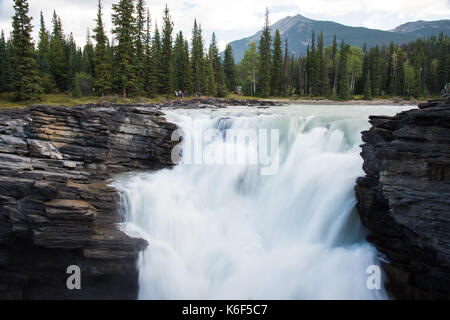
[356,99,450,299]
[0,104,177,299]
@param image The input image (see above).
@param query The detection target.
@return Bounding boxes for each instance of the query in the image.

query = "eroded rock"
[356,98,450,299]
[0,103,178,299]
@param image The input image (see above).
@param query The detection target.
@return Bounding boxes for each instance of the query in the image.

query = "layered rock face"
[0,104,177,299]
[356,99,450,299]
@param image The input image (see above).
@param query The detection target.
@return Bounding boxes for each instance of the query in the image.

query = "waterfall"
[111,104,413,300]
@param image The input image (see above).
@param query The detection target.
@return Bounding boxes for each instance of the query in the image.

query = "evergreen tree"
[135,0,146,94]
[369,46,382,96]
[363,70,372,100]
[191,20,206,94]
[310,31,320,96]
[112,0,137,97]
[93,0,112,96]
[270,29,283,96]
[83,29,95,77]
[205,47,217,96]
[0,30,9,92]
[337,42,350,100]
[49,11,67,91]
[66,33,79,91]
[331,35,338,94]
[174,31,192,92]
[158,5,175,95]
[11,0,42,101]
[437,36,449,90]
[210,33,225,97]
[223,44,236,92]
[152,21,162,90]
[37,12,51,75]
[318,32,328,96]
[144,9,156,97]
[283,38,289,95]
[257,8,271,97]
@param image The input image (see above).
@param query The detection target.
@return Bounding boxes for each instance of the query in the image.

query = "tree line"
[238,9,450,99]
[0,0,237,101]
[0,1,448,102]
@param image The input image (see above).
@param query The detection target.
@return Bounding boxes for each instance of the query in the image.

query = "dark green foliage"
[134,0,146,94]
[11,0,42,101]
[337,42,350,100]
[49,11,67,92]
[257,8,271,97]
[205,47,217,96]
[71,72,93,97]
[223,44,236,92]
[112,0,137,97]
[174,31,192,93]
[191,20,206,94]
[270,30,283,96]
[210,33,225,97]
[158,5,175,95]
[37,12,51,76]
[144,9,156,97]
[0,30,11,92]
[363,70,372,99]
[152,22,162,91]
[93,0,112,96]
[318,32,328,96]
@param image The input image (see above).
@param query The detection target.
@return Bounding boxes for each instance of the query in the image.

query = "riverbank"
[0,93,428,108]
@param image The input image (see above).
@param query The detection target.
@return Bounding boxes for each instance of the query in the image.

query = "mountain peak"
[228,15,450,62]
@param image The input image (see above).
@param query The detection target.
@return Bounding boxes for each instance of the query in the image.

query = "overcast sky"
[1,0,449,50]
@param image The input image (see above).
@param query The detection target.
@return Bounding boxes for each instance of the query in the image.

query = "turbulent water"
[112,104,414,300]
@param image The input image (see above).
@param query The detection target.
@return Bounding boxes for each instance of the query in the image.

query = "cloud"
[1,0,449,51]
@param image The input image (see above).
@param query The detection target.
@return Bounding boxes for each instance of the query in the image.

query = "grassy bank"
[0,92,434,108]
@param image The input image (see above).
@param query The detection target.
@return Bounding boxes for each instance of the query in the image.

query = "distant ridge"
[228,14,450,62]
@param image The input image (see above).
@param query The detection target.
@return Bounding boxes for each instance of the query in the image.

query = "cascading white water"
[111,104,414,300]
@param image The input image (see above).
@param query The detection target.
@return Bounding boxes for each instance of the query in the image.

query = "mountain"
[228,14,449,62]
[391,19,450,38]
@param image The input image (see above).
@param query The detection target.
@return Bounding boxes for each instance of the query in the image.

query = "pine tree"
[49,11,67,91]
[270,29,283,96]
[37,12,51,76]
[318,32,328,96]
[135,0,146,94]
[66,33,79,91]
[112,0,137,97]
[363,70,372,100]
[158,5,175,95]
[205,47,217,96]
[144,9,156,97]
[191,20,206,94]
[331,35,338,94]
[437,36,449,90]
[257,8,271,97]
[369,46,382,96]
[0,30,9,92]
[337,42,350,100]
[11,0,42,101]
[283,38,289,95]
[310,30,320,96]
[93,0,112,96]
[210,33,225,97]
[152,21,162,91]
[223,44,236,92]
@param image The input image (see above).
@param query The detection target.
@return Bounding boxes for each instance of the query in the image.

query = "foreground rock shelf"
[0,103,178,299]
[356,99,450,299]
